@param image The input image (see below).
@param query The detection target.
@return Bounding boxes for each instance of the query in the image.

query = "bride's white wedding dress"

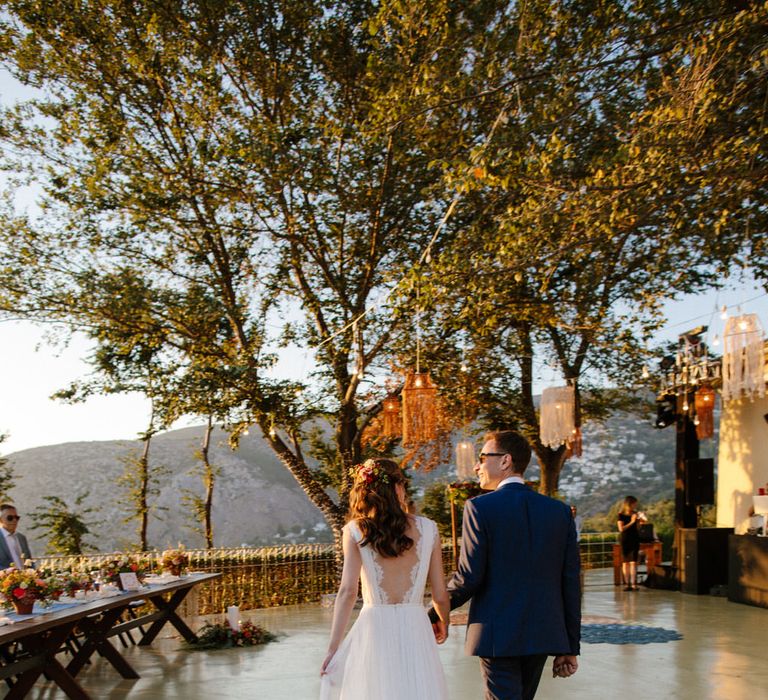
[320,515,449,700]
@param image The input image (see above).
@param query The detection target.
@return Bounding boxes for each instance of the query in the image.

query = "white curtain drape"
[722,314,765,402]
[540,385,576,449]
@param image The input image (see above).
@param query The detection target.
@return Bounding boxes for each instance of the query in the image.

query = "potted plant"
[0,566,62,614]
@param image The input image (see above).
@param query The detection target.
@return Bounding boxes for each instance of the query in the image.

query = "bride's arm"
[427,528,450,644]
[321,526,362,674]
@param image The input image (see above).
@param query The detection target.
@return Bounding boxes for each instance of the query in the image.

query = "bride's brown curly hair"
[348,458,413,558]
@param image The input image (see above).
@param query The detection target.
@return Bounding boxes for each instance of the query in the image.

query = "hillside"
[4,409,718,554]
[6,426,327,555]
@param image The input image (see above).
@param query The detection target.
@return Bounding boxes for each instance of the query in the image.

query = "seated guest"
[0,503,32,569]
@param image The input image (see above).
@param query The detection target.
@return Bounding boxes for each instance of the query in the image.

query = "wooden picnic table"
[0,572,220,699]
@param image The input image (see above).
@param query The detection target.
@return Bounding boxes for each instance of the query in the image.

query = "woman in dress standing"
[617,495,647,591]
[320,458,450,699]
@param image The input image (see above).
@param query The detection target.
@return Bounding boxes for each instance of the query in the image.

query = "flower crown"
[349,459,390,486]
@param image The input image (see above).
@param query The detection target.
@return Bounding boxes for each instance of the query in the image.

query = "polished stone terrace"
[24,569,768,700]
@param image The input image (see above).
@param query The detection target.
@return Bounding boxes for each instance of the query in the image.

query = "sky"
[0,71,766,456]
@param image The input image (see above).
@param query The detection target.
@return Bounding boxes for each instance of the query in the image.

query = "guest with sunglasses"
[0,504,32,570]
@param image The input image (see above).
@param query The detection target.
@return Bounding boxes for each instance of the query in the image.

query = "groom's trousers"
[479,655,548,700]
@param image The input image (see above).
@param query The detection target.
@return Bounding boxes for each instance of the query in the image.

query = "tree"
[182,417,220,548]
[0,434,14,501]
[53,335,171,551]
[29,494,98,555]
[394,0,768,494]
[0,0,473,559]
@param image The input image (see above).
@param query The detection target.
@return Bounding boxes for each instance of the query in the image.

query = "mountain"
[6,426,328,555]
[4,408,718,555]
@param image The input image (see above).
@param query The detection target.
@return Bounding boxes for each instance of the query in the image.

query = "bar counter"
[728,534,768,609]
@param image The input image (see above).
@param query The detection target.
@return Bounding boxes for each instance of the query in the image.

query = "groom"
[431,430,580,700]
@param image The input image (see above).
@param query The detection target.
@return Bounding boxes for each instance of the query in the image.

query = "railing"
[37,545,338,615]
[579,532,619,570]
[36,534,618,613]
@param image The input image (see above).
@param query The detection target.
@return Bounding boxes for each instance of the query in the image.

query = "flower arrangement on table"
[185,619,277,650]
[0,566,62,613]
[159,547,189,576]
[101,555,149,589]
[58,570,93,596]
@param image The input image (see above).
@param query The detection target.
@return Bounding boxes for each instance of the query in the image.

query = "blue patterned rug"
[582,623,683,644]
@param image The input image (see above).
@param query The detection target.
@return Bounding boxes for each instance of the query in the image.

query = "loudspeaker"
[685,458,714,505]
[680,527,733,594]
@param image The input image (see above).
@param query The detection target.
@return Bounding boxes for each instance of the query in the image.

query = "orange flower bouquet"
[0,566,62,614]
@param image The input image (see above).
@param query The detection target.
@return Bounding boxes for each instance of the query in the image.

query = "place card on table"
[119,572,142,591]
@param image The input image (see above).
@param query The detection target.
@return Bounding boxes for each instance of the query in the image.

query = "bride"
[320,458,450,700]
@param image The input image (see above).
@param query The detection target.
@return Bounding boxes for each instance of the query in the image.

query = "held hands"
[431,619,449,644]
[552,655,578,678]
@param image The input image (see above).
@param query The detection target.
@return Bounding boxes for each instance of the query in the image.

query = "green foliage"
[419,482,452,539]
[29,494,98,555]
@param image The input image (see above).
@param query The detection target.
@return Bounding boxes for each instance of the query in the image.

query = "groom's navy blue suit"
[446,482,580,699]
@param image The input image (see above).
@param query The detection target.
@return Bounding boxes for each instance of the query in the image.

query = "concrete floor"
[23,569,768,700]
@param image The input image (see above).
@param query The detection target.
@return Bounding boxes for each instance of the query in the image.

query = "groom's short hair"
[486,430,531,474]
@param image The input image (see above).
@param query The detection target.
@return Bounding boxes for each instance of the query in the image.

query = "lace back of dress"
[354,517,427,605]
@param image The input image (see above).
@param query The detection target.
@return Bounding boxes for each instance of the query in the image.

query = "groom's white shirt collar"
[496,476,525,489]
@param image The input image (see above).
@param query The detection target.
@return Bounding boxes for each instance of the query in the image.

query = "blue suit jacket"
[0,530,32,569]
[448,482,580,658]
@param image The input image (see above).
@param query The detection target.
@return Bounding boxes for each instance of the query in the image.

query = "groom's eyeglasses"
[478,453,507,464]
[2,515,20,522]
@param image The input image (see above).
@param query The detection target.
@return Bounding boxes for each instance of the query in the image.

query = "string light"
[720,305,728,320]
[712,334,720,346]
[641,365,650,379]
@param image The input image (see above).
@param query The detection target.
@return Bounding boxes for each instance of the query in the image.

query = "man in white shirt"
[0,504,32,569]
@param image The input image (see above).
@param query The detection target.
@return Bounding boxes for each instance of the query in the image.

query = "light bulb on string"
[693,415,700,426]
[460,363,469,373]
[641,365,650,380]
[739,318,748,331]
[720,305,728,320]
[712,334,720,346]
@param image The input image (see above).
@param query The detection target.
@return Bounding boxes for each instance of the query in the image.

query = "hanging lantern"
[540,386,576,449]
[455,440,475,479]
[381,395,401,437]
[401,372,438,445]
[694,386,716,440]
[722,314,765,402]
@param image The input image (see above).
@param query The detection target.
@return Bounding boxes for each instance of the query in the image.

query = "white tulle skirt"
[320,603,449,700]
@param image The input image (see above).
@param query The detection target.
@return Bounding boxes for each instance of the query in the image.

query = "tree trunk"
[201,418,214,549]
[535,444,568,496]
[139,435,150,551]
[263,421,347,574]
